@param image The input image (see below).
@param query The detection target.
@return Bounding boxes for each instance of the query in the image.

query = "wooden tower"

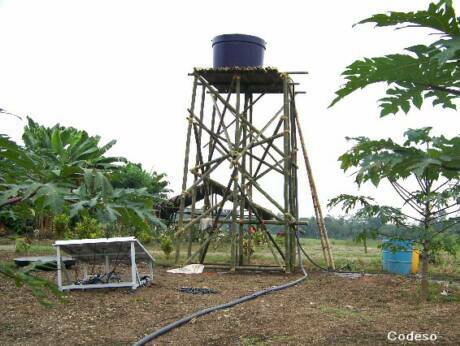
[173,67,334,272]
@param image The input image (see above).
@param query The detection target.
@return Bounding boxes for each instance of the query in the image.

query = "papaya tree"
[329,128,460,300]
[328,0,460,301]
[331,0,460,118]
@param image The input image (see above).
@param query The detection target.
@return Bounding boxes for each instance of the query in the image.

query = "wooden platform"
[194,67,287,94]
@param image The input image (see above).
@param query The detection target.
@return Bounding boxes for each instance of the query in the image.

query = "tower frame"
[174,68,314,272]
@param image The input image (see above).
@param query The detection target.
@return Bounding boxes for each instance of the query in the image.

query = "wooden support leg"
[283,76,293,273]
[176,76,199,264]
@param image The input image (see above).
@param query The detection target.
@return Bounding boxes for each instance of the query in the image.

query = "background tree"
[0,118,170,299]
[0,118,167,232]
[110,162,170,203]
[329,128,459,300]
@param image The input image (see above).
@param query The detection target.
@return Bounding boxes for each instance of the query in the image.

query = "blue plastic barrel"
[382,239,413,275]
[212,34,266,68]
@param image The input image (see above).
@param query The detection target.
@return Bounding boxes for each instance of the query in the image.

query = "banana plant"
[68,169,166,229]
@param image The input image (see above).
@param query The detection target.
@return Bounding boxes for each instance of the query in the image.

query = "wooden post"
[289,86,299,267]
[189,85,207,258]
[231,75,241,270]
[239,93,248,266]
[248,93,253,265]
[176,76,198,264]
[282,76,293,272]
[293,97,335,269]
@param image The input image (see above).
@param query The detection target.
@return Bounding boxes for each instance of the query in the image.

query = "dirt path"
[1,251,459,345]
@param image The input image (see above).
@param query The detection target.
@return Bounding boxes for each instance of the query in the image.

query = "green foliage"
[251,230,266,247]
[136,228,153,244]
[1,118,169,304]
[331,0,460,116]
[70,216,104,239]
[22,117,124,172]
[14,237,31,253]
[110,162,170,202]
[357,1,458,35]
[53,213,70,238]
[0,203,35,234]
[159,234,173,259]
[338,128,460,186]
[1,118,167,233]
[421,281,460,302]
[329,128,460,254]
[0,261,65,306]
[68,169,166,230]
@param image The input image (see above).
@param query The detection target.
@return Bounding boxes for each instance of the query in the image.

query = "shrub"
[159,234,173,260]
[137,228,153,244]
[15,237,31,253]
[53,214,70,238]
[70,216,104,239]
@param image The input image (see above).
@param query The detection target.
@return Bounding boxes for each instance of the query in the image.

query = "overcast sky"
[1,0,459,217]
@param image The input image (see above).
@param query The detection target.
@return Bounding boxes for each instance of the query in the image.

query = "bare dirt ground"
[1,251,459,346]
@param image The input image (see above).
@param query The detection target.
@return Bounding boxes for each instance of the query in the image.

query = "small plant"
[242,238,254,257]
[252,230,266,247]
[420,282,460,303]
[275,230,286,248]
[159,234,173,260]
[354,229,377,254]
[0,261,65,306]
[53,213,70,238]
[70,216,104,239]
[15,237,31,253]
[136,228,153,244]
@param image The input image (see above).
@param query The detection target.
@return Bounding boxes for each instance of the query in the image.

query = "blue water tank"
[212,34,266,68]
[382,239,413,275]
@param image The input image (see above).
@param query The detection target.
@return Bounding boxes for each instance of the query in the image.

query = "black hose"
[133,231,308,346]
[133,274,306,346]
[295,233,331,271]
[295,234,367,274]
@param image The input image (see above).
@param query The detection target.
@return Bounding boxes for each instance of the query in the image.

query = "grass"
[422,282,460,303]
[319,306,361,319]
[4,237,459,279]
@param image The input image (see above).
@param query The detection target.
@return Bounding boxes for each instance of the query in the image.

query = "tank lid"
[212,34,266,48]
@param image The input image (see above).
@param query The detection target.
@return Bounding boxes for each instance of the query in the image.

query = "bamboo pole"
[176,76,198,264]
[234,181,286,262]
[283,76,293,272]
[288,85,298,267]
[188,85,207,257]
[252,118,283,178]
[248,93,254,265]
[196,74,286,158]
[203,92,265,149]
[239,94,249,266]
[293,99,335,269]
[199,171,235,263]
[249,157,285,183]
[231,75,241,270]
